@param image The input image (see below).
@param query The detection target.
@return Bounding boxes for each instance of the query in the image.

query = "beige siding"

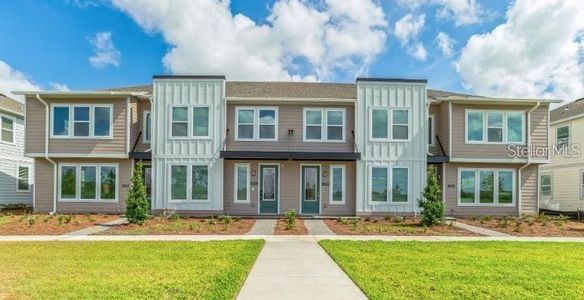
[34,158,132,214]
[223,160,355,216]
[443,162,538,216]
[451,104,549,159]
[540,164,584,211]
[25,96,128,155]
[225,103,355,152]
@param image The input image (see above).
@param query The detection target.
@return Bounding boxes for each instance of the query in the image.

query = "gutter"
[35,94,58,214]
[518,101,541,215]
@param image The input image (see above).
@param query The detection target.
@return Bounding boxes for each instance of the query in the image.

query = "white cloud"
[111,0,387,81]
[49,82,70,91]
[394,14,427,61]
[0,61,40,101]
[88,32,121,68]
[435,32,455,56]
[456,0,584,102]
[398,0,484,26]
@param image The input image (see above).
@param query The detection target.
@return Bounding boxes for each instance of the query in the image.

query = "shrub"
[285,209,297,230]
[64,214,73,224]
[26,215,36,226]
[219,215,232,224]
[168,213,180,222]
[350,218,359,231]
[418,166,445,226]
[497,217,509,228]
[207,217,216,225]
[126,161,150,225]
[393,215,405,223]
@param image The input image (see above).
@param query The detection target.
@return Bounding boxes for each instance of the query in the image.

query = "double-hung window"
[329,165,345,204]
[170,106,210,138]
[458,168,515,206]
[235,107,278,141]
[143,111,151,143]
[556,125,569,150]
[1,116,14,143]
[17,165,30,192]
[303,108,345,142]
[370,108,410,141]
[59,164,118,201]
[234,164,250,203]
[540,173,552,198]
[370,166,409,203]
[466,110,525,144]
[169,164,209,202]
[51,104,112,138]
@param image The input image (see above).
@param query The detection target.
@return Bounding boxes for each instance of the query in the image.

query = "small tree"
[418,165,445,226]
[126,161,150,225]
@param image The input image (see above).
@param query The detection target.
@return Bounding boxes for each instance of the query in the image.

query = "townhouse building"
[16,76,559,216]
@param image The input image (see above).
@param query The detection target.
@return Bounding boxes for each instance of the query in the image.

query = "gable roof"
[0,94,25,117]
[550,97,584,123]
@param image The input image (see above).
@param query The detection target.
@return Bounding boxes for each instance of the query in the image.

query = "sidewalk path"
[247,219,276,235]
[452,221,512,237]
[63,218,128,236]
[236,237,366,300]
[304,219,335,235]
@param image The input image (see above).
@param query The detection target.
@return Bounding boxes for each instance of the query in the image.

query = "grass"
[0,240,264,299]
[320,241,584,299]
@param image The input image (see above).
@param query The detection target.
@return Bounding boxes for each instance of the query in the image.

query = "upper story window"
[369,108,410,141]
[143,111,151,143]
[235,107,278,141]
[466,110,525,144]
[303,108,345,142]
[170,106,210,138]
[1,116,14,143]
[51,104,112,138]
[556,125,569,150]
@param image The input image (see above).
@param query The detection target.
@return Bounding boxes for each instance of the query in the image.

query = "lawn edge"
[233,239,267,299]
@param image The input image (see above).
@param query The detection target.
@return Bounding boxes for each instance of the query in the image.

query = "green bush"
[126,161,150,225]
[285,209,297,230]
[418,166,445,226]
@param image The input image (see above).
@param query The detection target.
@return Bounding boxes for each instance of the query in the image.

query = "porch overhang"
[427,155,449,163]
[129,152,152,160]
[220,151,360,161]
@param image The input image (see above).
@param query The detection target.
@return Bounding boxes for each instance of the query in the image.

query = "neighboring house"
[16,76,559,216]
[0,94,34,206]
[539,98,584,212]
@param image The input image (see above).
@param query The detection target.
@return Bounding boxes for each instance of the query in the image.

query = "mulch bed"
[274,219,308,235]
[460,216,584,237]
[102,216,256,235]
[324,218,479,236]
[0,213,118,235]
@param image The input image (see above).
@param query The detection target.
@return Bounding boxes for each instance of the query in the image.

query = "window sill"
[58,199,118,203]
[50,136,114,140]
[168,200,211,204]
[457,203,515,207]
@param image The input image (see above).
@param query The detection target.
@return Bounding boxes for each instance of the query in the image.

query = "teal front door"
[301,166,320,215]
[259,165,278,214]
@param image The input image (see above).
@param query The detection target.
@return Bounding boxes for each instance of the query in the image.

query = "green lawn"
[0,240,264,299]
[320,241,584,299]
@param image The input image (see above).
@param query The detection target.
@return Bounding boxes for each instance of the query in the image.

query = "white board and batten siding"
[0,111,34,206]
[355,80,427,214]
[151,77,225,212]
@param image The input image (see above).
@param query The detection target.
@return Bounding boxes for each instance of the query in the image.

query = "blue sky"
[0,0,582,103]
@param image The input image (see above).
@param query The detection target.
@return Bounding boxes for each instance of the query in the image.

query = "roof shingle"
[0,94,25,117]
[550,98,584,122]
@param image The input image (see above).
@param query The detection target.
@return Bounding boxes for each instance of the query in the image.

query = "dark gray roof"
[551,98,584,122]
[102,82,476,100]
[0,94,25,117]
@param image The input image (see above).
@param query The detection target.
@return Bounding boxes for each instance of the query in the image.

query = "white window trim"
[464,109,526,145]
[50,104,114,139]
[15,164,31,192]
[486,111,504,143]
[540,172,552,199]
[428,114,435,147]
[0,114,15,145]
[556,124,570,149]
[580,170,584,199]
[368,165,410,205]
[234,106,278,142]
[457,168,516,207]
[58,163,119,203]
[143,110,151,143]
[233,163,251,204]
[329,165,346,205]
[167,163,211,203]
[302,108,346,143]
[368,107,412,142]
[168,104,212,140]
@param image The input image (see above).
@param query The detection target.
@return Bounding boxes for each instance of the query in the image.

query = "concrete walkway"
[236,237,366,300]
[246,219,276,235]
[453,221,512,237]
[63,218,128,236]
[304,219,335,235]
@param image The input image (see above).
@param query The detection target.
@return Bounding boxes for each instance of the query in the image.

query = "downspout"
[35,94,58,214]
[518,101,541,215]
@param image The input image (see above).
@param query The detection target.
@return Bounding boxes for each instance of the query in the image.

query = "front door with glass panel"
[301,166,320,215]
[260,165,278,214]
[142,164,152,207]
